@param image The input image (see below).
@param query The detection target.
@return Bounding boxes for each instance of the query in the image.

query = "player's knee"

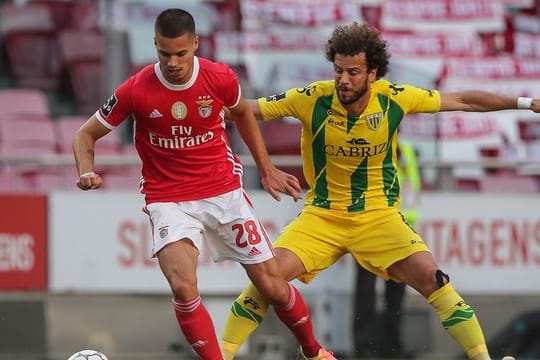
[435,269,450,288]
[256,281,290,306]
[170,278,198,300]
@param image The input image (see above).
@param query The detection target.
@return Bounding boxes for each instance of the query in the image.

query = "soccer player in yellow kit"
[221,22,539,360]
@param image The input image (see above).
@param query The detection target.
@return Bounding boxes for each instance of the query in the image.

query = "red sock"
[272,284,321,357]
[172,296,223,360]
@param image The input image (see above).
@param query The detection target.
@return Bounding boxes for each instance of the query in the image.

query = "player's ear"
[368,67,377,83]
[192,34,200,52]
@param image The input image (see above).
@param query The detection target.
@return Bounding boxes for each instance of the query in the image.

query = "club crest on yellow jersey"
[366,112,383,130]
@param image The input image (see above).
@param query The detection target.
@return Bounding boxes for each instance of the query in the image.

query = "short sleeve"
[222,65,241,108]
[96,76,134,129]
[258,85,314,120]
[390,83,441,114]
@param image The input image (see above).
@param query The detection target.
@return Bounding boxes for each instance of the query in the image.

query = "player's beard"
[337,78,369,105]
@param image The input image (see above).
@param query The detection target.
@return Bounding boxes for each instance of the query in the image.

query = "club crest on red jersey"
[171,101,187,120]
[196,96,214,118]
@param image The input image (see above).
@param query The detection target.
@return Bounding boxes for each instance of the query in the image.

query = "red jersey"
[95,57,243,204]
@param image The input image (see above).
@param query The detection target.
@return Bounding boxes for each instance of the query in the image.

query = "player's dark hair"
[154,8,196,38]
[325,22,390,79]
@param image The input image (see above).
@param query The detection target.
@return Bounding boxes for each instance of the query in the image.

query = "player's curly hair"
[325,22,390,79]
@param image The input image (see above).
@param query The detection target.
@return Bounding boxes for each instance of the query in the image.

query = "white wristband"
[517,97,533,109]
[79,172,96,177]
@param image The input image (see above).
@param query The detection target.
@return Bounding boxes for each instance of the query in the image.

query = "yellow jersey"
[259,79,440,213]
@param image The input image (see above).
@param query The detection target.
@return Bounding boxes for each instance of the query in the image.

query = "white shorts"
[144,188,275,264]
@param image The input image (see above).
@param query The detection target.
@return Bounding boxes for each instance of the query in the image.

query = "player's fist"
[76,172,102,190]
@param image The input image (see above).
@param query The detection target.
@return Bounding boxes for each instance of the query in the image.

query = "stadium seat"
[28,0,99,31]
[261,118,307,188]
[212,0,241,31]
[122,143,138,155]
[262,118,302,155]
[0,169,14,192]
[28,0,76,31]
[454,178,481,192]
[0,115,57,155]
[58,29,105,114]
[479,145,516,175]
[0,88,50,117]
[480,175,539,193]
[0,3,60,90]
[102,166,142,190]
[0,114,67,192]
[18,169,68,192]
[55,115,123,155]
[360,5,383,29]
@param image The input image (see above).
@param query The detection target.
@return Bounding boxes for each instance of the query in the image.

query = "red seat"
[58,30,105,114]
[0,115,57,155]
[102,166,142,190]
[261,119,306,188]
[0,169,15,192]
[0,114,65,192]
[55,115,123,155]
[480,175,539,193]
[0,3,60,90]
[28,0,76,31]
[454,178,481,192]
[27,0,99,31]
[0,89,50,117]
[18,170,68,192]
[122,143,138,155]
[478,145,516,175]
[262,119,302,155]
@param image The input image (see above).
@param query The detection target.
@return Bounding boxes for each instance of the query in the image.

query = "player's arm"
[440,91,540,112]
[228,96,302,201]
[73,115,111,190]
[247,99,263,118]
[224,99,262,120]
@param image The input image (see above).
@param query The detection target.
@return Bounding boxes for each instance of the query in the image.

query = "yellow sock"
[220,283,269,360]
[428,283,490,360]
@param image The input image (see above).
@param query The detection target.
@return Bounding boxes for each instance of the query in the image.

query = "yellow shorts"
[273,205,429,283]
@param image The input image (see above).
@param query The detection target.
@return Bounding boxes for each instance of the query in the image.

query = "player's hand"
[531,98,540,113]
[260,167,303,202]
[76,172,102,190]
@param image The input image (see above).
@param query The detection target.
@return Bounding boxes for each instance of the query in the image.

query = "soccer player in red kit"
[73,8,336,360]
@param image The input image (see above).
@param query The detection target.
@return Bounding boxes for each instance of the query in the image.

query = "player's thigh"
[350,209,430,281]
[273,207,349,284]
[157,239,199,285]
[145,202,205,257]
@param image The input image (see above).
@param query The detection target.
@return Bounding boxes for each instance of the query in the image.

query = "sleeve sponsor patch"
[101,94,118,117]
[296,84,316,96]
[389,84,405,96]
[265,92,286,102]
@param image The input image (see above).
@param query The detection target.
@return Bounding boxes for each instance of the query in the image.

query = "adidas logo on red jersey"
[149,109,163,118]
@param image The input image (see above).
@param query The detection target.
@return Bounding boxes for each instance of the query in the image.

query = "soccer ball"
[67,349,109,360]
